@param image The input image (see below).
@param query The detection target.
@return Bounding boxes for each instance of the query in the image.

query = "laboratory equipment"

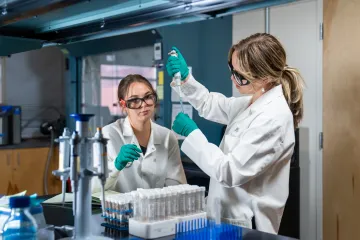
[30,204,46,230]
[93,127,109,214]
[168,50,184,113]
[53,127,71,206]
[2,196,38,240]
[52,114,111,240]
[101,184,207,239]
[175,219,243,240]
[0,105,21,146]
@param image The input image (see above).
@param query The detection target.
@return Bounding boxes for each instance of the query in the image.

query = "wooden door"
[0,150,13,195]
[13,147,61,196]
[323,0,360,240]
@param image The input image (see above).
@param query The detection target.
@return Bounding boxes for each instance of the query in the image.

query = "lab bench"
[39,198,298,240]
[0,138,61,196]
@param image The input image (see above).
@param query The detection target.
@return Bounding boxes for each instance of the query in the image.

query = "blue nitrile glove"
[166,47,189,81]
[115,144,142,171]
[172,112,199,137]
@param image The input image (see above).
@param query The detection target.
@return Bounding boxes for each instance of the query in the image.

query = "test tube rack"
[129,212,207,239]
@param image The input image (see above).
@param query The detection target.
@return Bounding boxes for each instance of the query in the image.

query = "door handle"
[6,153,10,166]
[17,152,20,166]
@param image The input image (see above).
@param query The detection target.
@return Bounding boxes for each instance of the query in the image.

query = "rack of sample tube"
[100,184,207,239]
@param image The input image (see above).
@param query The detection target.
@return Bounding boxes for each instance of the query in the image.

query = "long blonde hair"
[229,33,305,128]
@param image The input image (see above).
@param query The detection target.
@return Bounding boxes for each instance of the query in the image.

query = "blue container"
[2,196,38,240]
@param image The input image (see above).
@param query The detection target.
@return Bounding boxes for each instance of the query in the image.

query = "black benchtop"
[40,200,297,240]
[0,138,56,150]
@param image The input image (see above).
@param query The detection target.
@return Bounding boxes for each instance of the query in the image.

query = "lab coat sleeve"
[165,131,187,186]
[171,75,250,125]
[181,116,284,187]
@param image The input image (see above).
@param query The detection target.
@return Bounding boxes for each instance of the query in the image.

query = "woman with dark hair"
[92,74,186,193]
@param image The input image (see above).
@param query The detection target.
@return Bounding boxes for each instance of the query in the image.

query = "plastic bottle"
[2,196,38,240]
[29,204,46,230]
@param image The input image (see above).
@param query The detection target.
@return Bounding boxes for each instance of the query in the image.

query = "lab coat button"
[153,158,156,162]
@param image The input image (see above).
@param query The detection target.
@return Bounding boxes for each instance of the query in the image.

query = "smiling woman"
[92,74,187,194]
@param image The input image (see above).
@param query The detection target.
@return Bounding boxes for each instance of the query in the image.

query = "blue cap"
[9,196,30,208]
[14,108,21,115]
[29,204,43,215]
[70,114,94,122]
[1,106,12,113]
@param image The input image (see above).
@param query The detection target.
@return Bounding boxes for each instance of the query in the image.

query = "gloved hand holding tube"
[172,112,199,137]
[114,144,142,171]
[167,47,189,113]
[166,47,189,81]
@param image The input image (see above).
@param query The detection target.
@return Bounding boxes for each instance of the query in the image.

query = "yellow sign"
[158,71,164,85]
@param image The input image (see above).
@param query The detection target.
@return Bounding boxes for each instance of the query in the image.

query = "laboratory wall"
[232,0,322,239]
[158,16,233,146]
[4,47,66,138]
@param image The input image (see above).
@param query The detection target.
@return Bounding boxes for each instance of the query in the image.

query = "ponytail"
[280,66,305,128]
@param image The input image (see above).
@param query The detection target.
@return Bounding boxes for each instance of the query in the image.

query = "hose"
[44,127,55,195]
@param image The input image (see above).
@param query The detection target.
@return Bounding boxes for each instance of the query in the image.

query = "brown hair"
[228,33,305,128]
[117,74,157,101]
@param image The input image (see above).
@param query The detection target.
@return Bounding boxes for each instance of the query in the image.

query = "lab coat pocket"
[223,134,241,154]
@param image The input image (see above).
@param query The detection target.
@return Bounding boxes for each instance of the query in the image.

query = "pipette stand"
[53,114,111,240]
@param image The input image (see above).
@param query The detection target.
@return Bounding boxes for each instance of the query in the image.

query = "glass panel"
[81,46,156,134]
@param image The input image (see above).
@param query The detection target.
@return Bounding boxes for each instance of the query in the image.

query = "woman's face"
[231,52,264,95]
[123,82,156,123]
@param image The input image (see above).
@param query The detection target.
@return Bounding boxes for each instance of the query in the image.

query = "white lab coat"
[171,75,295,234]
[92,117,187,193]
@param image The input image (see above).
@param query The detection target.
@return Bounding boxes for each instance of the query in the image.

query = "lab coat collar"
[248,84,284,114]
[122,117,162,156]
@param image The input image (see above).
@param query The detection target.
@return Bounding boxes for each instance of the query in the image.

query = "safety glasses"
[228,61,251,86]
[122,93,157,109]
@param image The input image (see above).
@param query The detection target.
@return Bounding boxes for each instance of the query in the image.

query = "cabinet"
[0,147,61,196]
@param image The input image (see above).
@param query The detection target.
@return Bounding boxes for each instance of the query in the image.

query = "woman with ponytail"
[166,33,304,234]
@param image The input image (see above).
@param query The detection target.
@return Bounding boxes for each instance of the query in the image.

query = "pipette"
[93,127,109,214]
[53,128,71,206]
[168,50,184,113]
[69,131,80,217]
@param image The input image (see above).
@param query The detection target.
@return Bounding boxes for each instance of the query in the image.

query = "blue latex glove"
[115,144,142,171]
[166,47,189,81]
[172,112,199,137]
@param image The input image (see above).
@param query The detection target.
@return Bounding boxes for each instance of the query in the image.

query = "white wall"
[232,1,322,239]
[4,47,65,138]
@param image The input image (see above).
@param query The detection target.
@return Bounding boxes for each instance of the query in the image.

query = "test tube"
[160,190,166,221]
[200,187,206,212]
[131,191,139,220]
[173,190,179,216]
[185,188,192,215]
[165,190,172,219]
[139,192,147,222]
[195,187,202,213]
[190,188,196,215]
[148,193,156,222]
[178,186,184,215]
